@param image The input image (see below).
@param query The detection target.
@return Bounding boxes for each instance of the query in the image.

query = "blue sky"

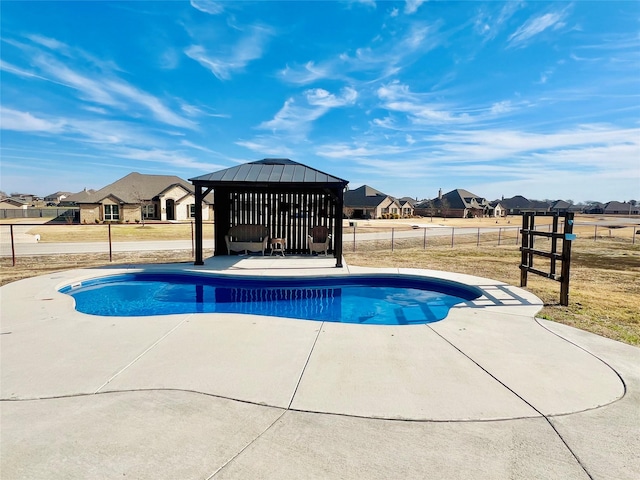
[1,1,638,203]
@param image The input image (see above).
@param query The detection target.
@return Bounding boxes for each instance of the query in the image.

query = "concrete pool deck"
[1,256,638,479]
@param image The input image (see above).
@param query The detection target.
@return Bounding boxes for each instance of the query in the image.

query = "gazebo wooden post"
[194,184,204,265]
[214,187,231,256]
[333,188,344,267]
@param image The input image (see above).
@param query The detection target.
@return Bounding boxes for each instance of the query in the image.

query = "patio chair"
[308,226,331,256]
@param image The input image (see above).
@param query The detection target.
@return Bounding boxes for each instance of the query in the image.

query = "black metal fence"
[1,221,637,269]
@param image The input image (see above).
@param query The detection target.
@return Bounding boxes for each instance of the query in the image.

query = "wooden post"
[333,190,344,267]
[194,184,204,265]
[423,227,427,249]
[520,214,529,287]
[550,215,559,277]
[560,213,574,306]
[391,227,394,252]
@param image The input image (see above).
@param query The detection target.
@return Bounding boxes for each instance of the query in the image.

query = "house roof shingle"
[344,185,392,208]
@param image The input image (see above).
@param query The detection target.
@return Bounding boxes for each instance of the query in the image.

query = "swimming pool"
[59,273,481,325]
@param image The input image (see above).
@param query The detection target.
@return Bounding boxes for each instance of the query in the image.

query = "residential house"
[584,202,605,214]
[603,201,639,215]
[343,185,402,219]
[488,201,506,218]
[0,197,30,210]
[415,189,490,218]
[499,196,550,215]
[398,197,416,217]
[44,191,72,205]
[73,172,213,224]
[549,200,571,213]
[60,189,96,206]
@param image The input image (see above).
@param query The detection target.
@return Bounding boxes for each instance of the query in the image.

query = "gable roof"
[499,195,531,209]
[399,196,418,206]
[63,189,96,203]
[604,201,636,213]
[344,185,392,208]
[77,172,202,204]
[44,191,72,199]
[1,197,29,206]
[190,158,348,187]
[436,189,488,210]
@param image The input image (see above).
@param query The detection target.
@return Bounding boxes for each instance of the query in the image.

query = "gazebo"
[189,158,349,267]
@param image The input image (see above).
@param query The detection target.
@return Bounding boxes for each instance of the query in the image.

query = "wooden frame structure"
[189,158,349,267]
[520,212,575,306]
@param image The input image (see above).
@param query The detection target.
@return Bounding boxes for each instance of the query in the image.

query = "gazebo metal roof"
[189,158,349,267]
[190,158,347,187]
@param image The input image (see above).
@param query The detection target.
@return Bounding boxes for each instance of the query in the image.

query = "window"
[189,204,196,218]
[104,204,119,221]
[142,204,155,219]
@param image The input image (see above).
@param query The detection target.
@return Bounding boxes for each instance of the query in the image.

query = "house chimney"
[438,188,442,200]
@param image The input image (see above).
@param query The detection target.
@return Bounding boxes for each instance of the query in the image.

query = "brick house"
[70,172,213,224]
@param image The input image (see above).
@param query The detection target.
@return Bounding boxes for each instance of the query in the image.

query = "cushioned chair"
[308,226,331,256]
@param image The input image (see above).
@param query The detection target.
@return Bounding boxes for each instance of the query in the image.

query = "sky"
[1,0,639,203]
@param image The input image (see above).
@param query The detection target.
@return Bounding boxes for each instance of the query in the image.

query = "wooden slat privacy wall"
[215,187,336,255]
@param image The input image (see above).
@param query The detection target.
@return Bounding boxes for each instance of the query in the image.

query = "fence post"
[391,227,394,252]
[10,224,16,266]
[108,223,112,262]
[515,227,519,245]
[476,227,480,247]
[353,225,356,252]
[423,227,427,249]
[498,227,502,246]
[451,227,454,248]
[633,227,637,245]
[594,225,597,241]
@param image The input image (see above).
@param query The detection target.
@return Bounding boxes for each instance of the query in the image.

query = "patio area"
[1,256,638,479]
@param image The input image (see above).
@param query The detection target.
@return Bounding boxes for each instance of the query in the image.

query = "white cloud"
[190,0,224,15]
[5,37,195,129]
[259,87,358,133]
[508,11,566,47]
[279,61,336,85]
[235,137,295,156]
[490,101,512,115]
[306,87,358,107]
[185,25,272,80]
[0,107,64,132]
[278,21,444,85]
[405,0,427,15]
[26,34,68,52]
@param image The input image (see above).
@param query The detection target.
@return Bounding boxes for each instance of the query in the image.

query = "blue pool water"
[60,273,481,325]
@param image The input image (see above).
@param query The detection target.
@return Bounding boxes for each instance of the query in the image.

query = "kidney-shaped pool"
[59,273,482,325]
